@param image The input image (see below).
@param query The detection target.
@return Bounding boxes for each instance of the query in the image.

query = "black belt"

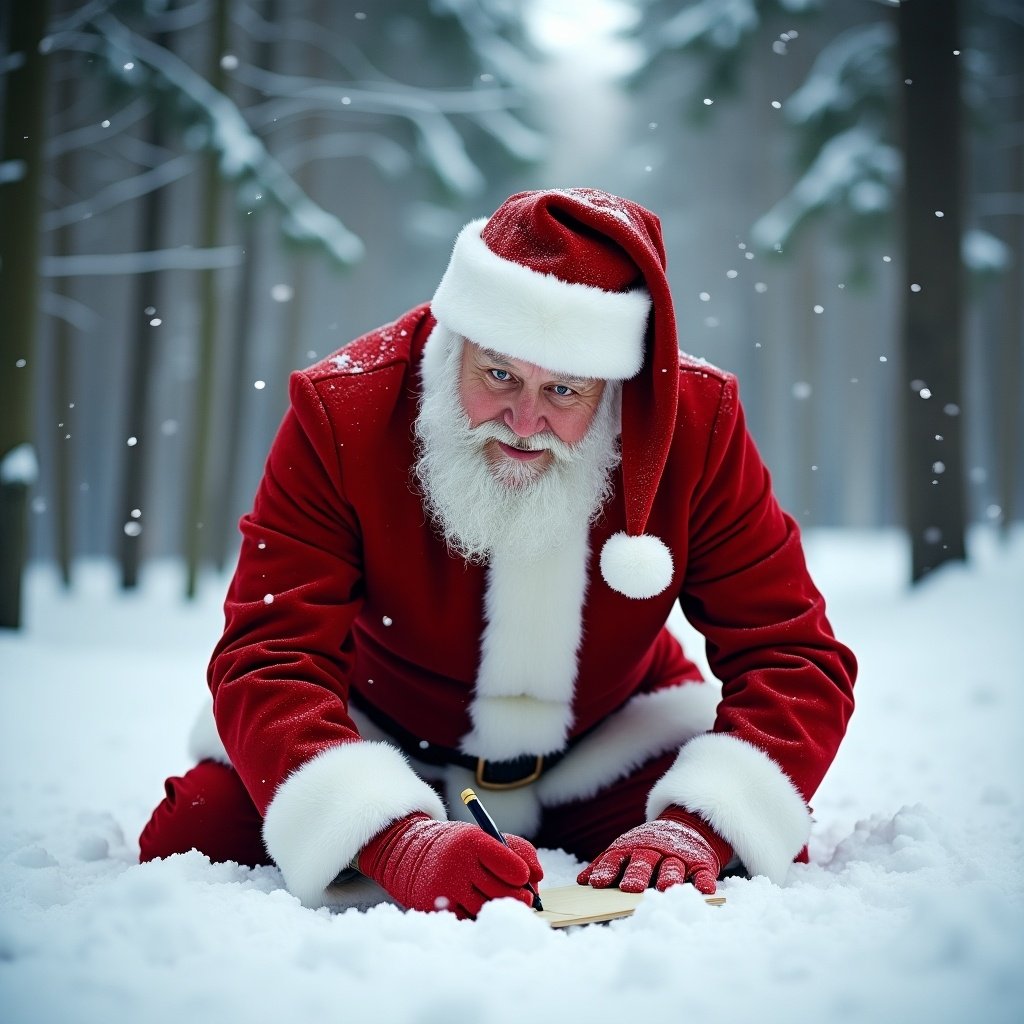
[350,689,579,790]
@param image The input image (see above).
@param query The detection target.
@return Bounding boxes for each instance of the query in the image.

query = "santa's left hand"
[577,806,733,895]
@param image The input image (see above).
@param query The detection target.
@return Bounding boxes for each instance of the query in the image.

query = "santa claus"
[140,188,856,918]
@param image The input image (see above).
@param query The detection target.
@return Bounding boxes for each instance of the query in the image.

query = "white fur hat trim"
[431,219,650,381]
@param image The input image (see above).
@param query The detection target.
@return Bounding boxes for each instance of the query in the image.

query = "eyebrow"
[475,346,598,390]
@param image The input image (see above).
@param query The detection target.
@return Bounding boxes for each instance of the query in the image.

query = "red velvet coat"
[197,304,856,906]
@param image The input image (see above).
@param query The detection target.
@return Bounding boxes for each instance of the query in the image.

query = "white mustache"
[470,419,571,458]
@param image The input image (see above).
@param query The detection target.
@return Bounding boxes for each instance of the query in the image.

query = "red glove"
[357,812,543,919]
[577,806,732,895]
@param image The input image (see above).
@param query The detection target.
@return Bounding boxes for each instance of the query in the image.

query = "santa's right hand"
[356,813,543,919]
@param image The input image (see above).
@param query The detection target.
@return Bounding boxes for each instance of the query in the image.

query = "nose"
[504,389,546,438]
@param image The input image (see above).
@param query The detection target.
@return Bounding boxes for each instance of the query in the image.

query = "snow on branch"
[638,0,821,61]
[784,22,895,126]
[632,0,822,98]
[751,124,899,251]
[412,112,483,195]
[0,444,39,486]
[963,230,1012,275]
[657,0,760,53]
[745,20,900,252]
[432,0,538,86]
[233,3,540,193]
[468,109,545,164]
[52,13,364,265]
[0,160,26,185]
[229,62,530,196]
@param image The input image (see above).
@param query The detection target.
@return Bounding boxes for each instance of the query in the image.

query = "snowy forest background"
[1,0,1022,625]
[2,5,1023,1020]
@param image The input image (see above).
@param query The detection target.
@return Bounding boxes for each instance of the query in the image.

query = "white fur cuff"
[262,741,446,907]
[646,732,811,884]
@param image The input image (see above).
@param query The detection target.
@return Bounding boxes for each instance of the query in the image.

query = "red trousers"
[138,750,680,869]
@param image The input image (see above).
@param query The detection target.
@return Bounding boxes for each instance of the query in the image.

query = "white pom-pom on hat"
[600,532,674,599]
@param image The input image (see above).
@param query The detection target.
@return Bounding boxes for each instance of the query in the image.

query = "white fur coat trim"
[461,529,591,760]
[262,741,446,908]
[646,732,811,884]
[431,218,650,381]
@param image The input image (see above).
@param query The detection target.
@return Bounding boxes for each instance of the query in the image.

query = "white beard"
[412,334,622,563]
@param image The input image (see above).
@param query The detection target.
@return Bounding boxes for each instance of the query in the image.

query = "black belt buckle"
[475,754,544,790]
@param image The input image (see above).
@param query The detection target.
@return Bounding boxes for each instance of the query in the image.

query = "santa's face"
[457,340,606,484]
[413,330,621,562]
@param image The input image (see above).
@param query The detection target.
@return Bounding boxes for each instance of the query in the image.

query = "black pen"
[461,787,543,911]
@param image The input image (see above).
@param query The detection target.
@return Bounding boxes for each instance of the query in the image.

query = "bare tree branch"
[49,15,364,263]
[226,63,526,194]
[39,291,101,331]
[42,245,244,275]
[275,132,411,177]
[227,60,523,115]
[45,96,151,157]
[43,152,196,230]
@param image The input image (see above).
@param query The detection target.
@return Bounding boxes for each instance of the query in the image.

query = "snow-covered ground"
[1,528,1022,1023]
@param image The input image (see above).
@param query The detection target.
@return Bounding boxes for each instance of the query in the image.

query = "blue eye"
[490,369,512,382]
[552,384,574,397]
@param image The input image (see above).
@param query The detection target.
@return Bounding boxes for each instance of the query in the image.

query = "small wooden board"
[534,884,726,928]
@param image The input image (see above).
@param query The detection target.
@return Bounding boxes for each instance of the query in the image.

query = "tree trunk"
[0,0,50,628]
[208,207,255,573]
[119,27,171,590]
[53,303,73,587]
[897,0,968,582]
[184,0,229,599]
[53,69,76,588]
[996,45,1023,536]
[210,0,280,573]
[276,0,318,398]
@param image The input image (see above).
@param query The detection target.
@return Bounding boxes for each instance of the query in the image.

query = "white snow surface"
[1,528,1022,1023]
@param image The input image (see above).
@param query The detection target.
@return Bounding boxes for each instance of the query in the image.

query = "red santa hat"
[430,188,679,600]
